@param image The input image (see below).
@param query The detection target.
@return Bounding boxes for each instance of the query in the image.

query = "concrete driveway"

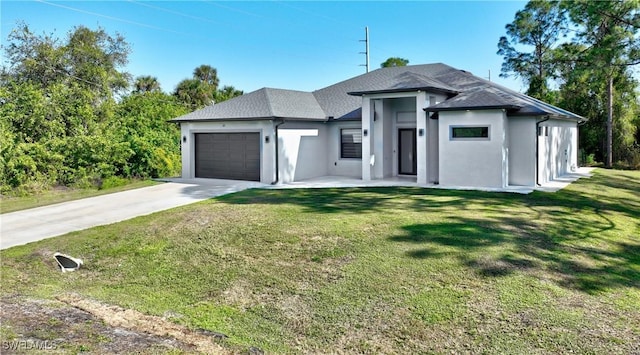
[0,179,264,250]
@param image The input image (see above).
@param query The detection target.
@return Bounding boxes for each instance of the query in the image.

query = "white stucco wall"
[180,120,276,183]
[278,122,328,183]
[382,102,394,178]
[507,117,536,186]
[538,119,578,184]
[425,94,447,184]
[438,110,508,188]
[372,99,385,179]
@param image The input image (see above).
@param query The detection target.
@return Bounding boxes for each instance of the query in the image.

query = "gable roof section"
[427,82,584,120]
[173,63,584,122]
[347,71,459,96]
[172,88,326,122]
[312,63,454,119]
[427,86,523,111]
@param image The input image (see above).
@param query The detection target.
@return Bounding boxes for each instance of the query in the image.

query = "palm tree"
[193,64,219,89]
[133,75,161,93]
[174,78,213,109]
[215,85,243,103]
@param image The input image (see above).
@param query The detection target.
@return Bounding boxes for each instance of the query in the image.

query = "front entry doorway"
[398,128,417,175]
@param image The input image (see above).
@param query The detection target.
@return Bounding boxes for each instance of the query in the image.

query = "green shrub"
[100,176,129,190]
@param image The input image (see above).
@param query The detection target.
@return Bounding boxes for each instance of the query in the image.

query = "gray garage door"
[195,133,260,181]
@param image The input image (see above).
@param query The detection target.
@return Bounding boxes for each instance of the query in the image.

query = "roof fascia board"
[506,112,585,121]
[169,116,275,123]
[169,116,328,123]
[352,91,422,100]
[348,87,458,97]
[424,105,522,112]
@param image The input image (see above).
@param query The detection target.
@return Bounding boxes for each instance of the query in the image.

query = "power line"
[32,0,365,89]
[128,0,229,27]
[36,0,191,37]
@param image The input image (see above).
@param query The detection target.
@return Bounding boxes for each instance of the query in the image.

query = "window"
[450,126,490,140]
[341,128,362,158]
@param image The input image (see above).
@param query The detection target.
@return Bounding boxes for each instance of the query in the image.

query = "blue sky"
[1,1,528,94]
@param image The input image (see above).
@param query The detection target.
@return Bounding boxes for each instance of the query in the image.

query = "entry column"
[361,96,373,181]
[416,92,428,184]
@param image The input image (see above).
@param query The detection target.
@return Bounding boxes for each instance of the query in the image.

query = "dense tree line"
[498,0,640,168]
[0,23,242,194]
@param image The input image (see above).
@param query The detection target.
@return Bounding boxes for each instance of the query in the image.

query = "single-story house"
[172,63,585,189]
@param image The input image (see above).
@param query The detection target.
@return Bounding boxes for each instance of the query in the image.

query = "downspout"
[272,119,285,185]
[535,116,550,186]
[577,119,588,168]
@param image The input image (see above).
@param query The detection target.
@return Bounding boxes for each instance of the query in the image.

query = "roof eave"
[507,111,586,122]
[169,116,275,123]
[169,115,328,123]
[424,105,522,112]
[348,87,459,96]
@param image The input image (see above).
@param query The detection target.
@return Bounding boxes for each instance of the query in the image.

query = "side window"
[450,126,490,140]
[341,128,362,158]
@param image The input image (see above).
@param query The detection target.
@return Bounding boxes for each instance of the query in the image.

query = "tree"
[64,25,130,98]
[174,77,214,110]
[497,0,566,101]
[1,23,134,191]
[381,57,409,68]
[193,64,219,88]
[563,0,640,167]
[3,23,66,88]
[112,92,187,178]
[215,85,243,103]
[174,65,220,109]
[174,64,241,109]
[133,75,161,93]
[3,23,131,129]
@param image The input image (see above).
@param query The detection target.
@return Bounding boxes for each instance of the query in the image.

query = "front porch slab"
[269,167,595,194]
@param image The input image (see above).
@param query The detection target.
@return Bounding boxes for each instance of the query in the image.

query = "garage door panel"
[195,133,261,181]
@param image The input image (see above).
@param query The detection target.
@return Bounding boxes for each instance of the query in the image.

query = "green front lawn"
[0,179,159,214]
[1,168,639,353]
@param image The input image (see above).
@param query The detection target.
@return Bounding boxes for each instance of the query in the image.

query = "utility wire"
[36,0,192,37]
[33,0,364,88]
[127,0,229,27]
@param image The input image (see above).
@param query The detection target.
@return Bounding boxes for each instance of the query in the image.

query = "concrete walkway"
[272,167,595,194]
[0,179,264,250]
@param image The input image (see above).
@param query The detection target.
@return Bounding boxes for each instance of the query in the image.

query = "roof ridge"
[262,88,277,117]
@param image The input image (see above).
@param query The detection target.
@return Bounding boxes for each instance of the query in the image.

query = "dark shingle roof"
[426,82,583,120]
[173,63,584,122]
[347,71,459,96]
[427,86,523,111]
[172,88,326,121]
[312,63,454,119]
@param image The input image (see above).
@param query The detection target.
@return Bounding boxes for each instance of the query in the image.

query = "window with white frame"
[341,128,362,158]
[450,125,490,140]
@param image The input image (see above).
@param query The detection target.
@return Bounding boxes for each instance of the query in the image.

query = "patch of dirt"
[0,294,233,354]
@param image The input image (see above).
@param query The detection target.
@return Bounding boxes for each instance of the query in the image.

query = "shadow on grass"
[217,187,483,214]
[219,169,640,294]
[389,214,639,294]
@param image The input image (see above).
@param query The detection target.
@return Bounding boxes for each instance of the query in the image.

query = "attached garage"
[194,133,261,181]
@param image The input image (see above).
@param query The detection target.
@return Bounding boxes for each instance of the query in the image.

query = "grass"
[1,168,639,353]
[0,179,159,214]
